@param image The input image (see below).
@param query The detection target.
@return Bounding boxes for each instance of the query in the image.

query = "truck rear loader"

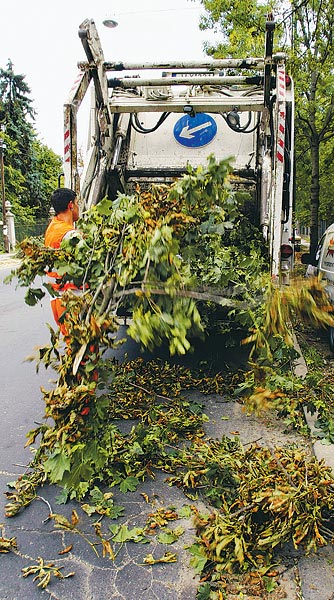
[63,16,295,284]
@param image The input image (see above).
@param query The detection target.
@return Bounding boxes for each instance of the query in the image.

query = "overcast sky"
[1,0,218,156]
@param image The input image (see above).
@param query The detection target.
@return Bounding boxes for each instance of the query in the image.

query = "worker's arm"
[62,229,81,242]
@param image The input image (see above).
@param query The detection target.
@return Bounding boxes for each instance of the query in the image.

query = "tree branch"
[112,285,249,309]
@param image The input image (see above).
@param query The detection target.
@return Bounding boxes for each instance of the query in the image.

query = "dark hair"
[50,187,76,214]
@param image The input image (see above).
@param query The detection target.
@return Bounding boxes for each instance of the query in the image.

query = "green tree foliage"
[33,140,62,218]
[198,0,334,256]
[0,61,61,221]
[198,0,279,57]
[294,142,311,228]
[289,0,334,254]
[295,137,334,230]
[319,139,334,225]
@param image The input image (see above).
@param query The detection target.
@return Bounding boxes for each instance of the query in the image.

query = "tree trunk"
[308,68,320,260]
[309,136,320,258]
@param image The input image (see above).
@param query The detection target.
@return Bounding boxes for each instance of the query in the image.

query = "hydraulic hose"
[130,112,171,134]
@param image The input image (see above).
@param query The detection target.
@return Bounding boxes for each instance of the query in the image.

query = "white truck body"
[63,17,295,282]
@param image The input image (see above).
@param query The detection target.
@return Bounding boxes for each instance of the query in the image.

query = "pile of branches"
[4,156,334,599]
[166,437,334,575]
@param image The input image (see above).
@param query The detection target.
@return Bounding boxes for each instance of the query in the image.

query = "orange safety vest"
[44,217,78,292]
[45,216,76,249]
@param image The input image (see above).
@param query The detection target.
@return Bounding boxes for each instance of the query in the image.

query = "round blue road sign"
[173,113,217,148]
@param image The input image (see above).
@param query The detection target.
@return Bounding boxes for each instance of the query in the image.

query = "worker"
[44,187,80,334]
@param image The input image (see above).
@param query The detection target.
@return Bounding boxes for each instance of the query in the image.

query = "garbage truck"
[62,16,295,282]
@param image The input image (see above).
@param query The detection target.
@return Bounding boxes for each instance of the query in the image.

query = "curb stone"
[0,252,21,270]
[293,331,334,473]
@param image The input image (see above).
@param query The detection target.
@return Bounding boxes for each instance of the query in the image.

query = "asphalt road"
[0,267,51,472]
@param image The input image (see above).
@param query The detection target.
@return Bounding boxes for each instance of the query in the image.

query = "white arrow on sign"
[180,121,213,139]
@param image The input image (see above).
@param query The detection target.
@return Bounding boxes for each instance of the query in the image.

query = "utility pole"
[0,134,9,253]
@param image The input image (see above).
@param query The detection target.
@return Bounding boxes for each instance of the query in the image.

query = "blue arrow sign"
[173,113,217,148]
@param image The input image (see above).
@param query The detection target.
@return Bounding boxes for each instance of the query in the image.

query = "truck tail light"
[285,75,292,87]
[281,244,293,259]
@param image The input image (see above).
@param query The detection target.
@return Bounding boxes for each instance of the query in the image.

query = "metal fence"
[299,220,331,239]
[0,219,48,251]
[15,220,49,242]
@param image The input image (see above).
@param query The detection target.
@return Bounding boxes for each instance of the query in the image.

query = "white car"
[301,223,334,351]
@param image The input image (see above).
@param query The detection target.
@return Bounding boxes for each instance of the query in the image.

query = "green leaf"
[321,438,332,445]
[110,524,148,543]
[196,583,211,600]
[6,481,16,489]
[61,461,94,493]
[43,282,59,297]
[178,505,192,518]
[81,487,125,518]
[188,543,208,575]
[43,451,71,482]
[119,476,139,493]
[96,198,113,215]
[55,489,69,505]
[25,287,45,306]
[81,504,97,516]
[108,505,126,519]
[157,530,179,544]
[129,441,144,455]
[263,576,277,593]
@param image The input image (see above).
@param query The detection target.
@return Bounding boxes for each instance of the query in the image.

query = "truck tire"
[329,326,334,353]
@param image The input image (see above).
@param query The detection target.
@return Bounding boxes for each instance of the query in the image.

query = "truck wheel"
[329,327,334,353]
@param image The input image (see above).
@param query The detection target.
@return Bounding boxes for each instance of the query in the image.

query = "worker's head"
[50,187,79,222]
